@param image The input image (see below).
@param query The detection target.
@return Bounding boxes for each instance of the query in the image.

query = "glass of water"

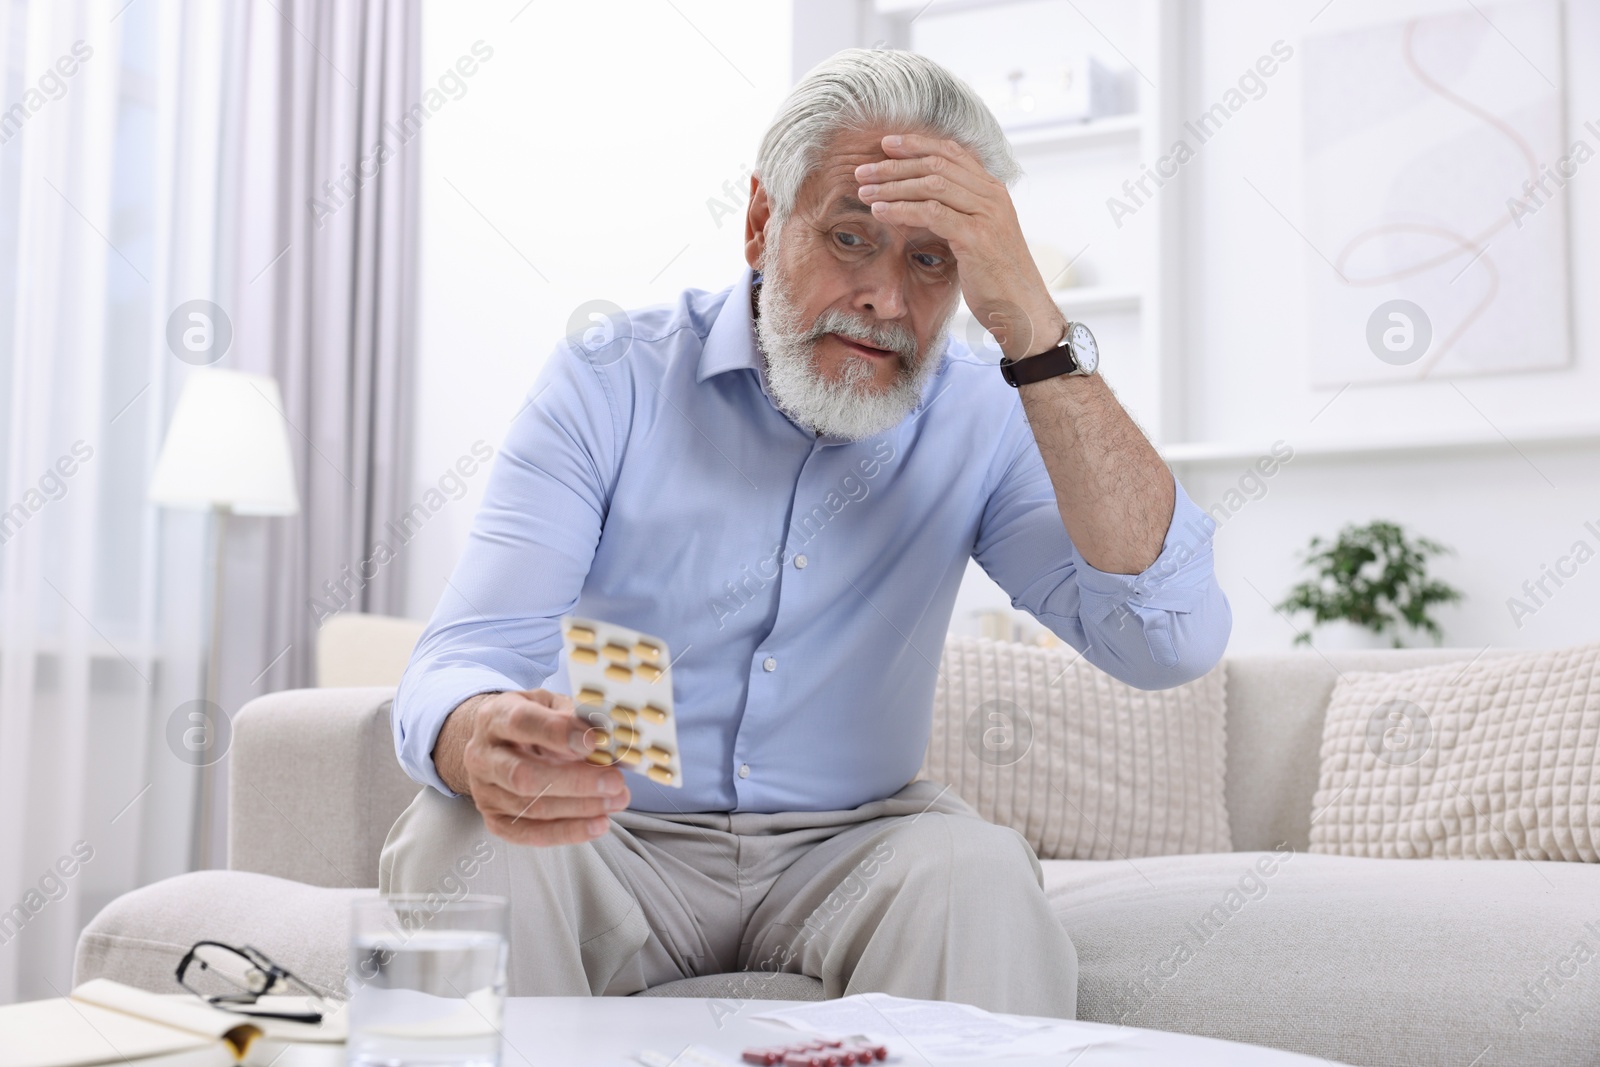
[347,895,509,1067]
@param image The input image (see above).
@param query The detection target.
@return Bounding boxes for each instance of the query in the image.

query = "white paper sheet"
[750,993,1133,1062]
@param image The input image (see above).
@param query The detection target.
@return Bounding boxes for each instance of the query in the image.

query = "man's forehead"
[824,126,899,162]
[801,188,943,249]
[823,192,873,217]
[795,129,896,206]
[800,166,878,211]
[789,129,948,242]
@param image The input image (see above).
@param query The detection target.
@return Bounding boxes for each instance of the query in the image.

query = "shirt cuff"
[1073,472,1217,625]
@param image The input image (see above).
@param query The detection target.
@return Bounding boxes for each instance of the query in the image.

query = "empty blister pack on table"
[562,615,682,788]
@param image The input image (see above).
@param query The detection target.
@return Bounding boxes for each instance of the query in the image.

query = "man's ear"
[744,175,772,271]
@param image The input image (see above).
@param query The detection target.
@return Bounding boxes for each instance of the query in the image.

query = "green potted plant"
[1275,520,1463,648]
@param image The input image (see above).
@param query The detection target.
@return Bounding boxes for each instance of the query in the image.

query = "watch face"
[1069,322,1099,373]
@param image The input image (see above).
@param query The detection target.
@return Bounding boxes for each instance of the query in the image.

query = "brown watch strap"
[999,338,1081,387]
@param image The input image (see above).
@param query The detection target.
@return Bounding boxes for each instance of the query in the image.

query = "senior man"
[382,49,1230,1018]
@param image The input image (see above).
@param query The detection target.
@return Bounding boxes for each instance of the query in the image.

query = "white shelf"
[1159,423,1600,466]
[1006,114,1142,151]
[1052,286,1140,316]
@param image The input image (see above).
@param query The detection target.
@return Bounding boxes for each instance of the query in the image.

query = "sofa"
[75,645,1599,1067]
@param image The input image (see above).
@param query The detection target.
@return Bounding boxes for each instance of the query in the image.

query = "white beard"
[754,248,953,442]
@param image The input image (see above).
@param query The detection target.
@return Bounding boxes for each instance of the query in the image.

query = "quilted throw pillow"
[1309,641,1600,861]
[922,636,1231,860]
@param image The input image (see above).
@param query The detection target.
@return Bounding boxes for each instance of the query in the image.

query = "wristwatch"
[999,320,1099,386]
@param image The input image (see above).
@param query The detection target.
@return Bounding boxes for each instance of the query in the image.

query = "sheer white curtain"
[202,0,419,865]
[0,0,225,1003]
[0,0,420,1002]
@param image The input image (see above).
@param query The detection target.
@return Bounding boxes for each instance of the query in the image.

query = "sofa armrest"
[228,686,421,887]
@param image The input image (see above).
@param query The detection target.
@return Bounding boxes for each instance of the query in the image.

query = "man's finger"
[481,744,628,799]
[868,197,967,242]
[522,688,575,712]
[856,152,991,197]
[476,780,626,823]
[878,132,984,171]
[492,697,592,758]
[860,173,985,216]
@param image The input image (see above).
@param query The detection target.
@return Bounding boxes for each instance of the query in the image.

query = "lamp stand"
[189,503,231,871]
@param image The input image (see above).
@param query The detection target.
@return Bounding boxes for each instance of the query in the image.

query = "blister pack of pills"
[562,615,682,788]
[633,1039,891,1067]
[740,1039,890,1065]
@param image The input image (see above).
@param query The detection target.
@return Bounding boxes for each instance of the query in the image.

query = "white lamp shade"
[149,368,301,516]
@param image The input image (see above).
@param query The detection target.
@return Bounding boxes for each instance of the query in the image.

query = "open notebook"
[0,979,345,1067]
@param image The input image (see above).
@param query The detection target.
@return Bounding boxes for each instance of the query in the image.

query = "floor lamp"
[149,368,300,870]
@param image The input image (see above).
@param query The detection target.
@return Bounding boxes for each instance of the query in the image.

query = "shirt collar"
[695,265,765,386]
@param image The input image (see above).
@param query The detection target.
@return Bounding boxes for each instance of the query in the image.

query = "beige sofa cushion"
[1045,851,1600,1067]
[1309,641,1600,861]
[924,637,1230,859]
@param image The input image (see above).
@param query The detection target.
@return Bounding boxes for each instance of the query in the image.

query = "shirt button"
[762,656,777,672]
[738,763,751,779]
[793,554,808,569]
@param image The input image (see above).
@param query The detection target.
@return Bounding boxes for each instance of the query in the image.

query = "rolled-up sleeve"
[971,407,1231,689]
[392,346,619,794]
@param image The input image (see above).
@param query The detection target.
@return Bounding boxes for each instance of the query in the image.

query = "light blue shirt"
[394,267,1231,814]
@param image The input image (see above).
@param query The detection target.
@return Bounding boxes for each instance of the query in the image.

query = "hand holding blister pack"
[561,616,683,788]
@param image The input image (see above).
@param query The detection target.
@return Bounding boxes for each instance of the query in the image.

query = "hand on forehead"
[789,135,952,255]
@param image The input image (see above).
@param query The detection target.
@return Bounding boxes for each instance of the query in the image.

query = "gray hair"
[755,48,1021,229]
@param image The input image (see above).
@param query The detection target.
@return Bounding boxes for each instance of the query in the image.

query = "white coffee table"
[255,996,1348,1067]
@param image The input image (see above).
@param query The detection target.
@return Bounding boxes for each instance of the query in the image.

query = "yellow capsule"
[567,625,596,644]
[605,664,633,683]
[646,764,674,784]
[570,645,599,664]
[633,641,662,663]
[640,704,669,724]
[638,664,664,684]
[602,642,631,663]
[616,747,642,766]
[612,725,638,747]
[576,687,606,707]
[586,729,612,749]
[609,705,637,727]
[645,745,672,763]
[584,750,616,767]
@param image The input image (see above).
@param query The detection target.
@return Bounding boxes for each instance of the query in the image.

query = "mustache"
[808,308,918,361]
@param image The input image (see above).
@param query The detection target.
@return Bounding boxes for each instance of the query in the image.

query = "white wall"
[933,0,1600,655]
[404,0,794,620]
[1180,0,1600,653]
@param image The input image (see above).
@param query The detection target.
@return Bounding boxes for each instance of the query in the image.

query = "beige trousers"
[378,779,1077,1018]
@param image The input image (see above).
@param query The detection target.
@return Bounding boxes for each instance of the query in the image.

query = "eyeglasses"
[175,940,327,1024]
